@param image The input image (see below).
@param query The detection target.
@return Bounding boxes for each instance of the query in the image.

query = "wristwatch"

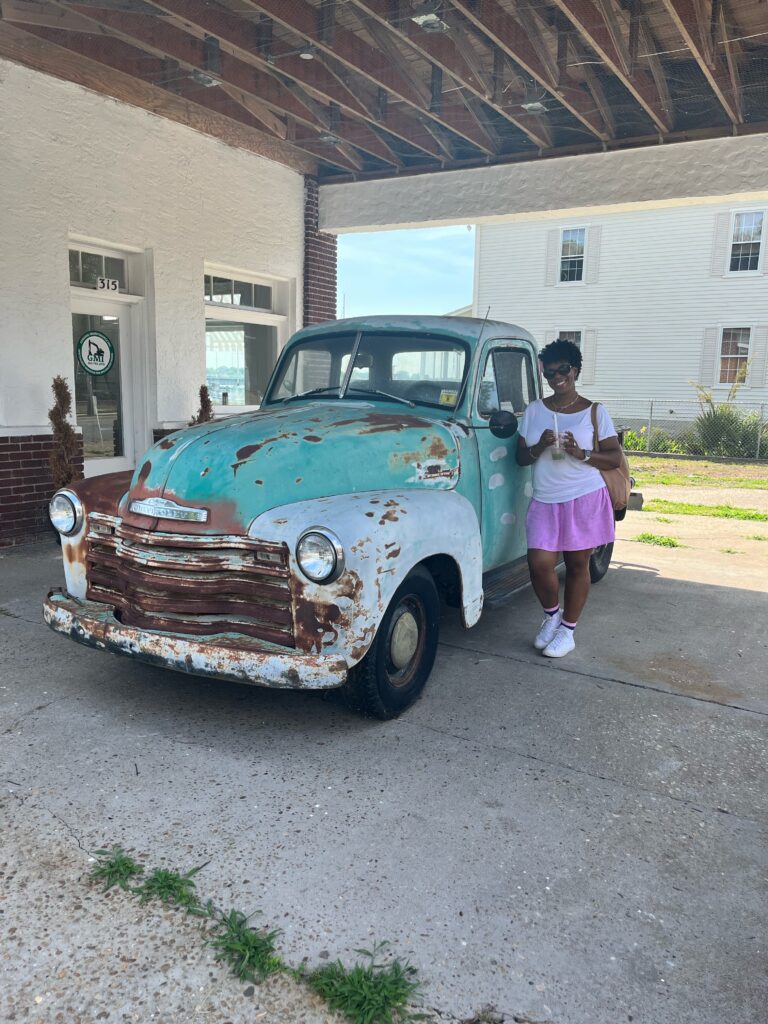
[582,449,592,462]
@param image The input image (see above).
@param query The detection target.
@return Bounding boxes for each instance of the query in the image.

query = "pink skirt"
[526,486,615,552]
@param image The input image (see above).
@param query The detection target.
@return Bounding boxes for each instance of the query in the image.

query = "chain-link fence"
[609,399,768,460]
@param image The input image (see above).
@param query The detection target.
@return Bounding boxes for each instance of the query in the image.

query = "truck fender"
[248,489,483,666]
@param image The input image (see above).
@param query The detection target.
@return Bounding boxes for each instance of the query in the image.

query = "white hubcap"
[390,611,419,669]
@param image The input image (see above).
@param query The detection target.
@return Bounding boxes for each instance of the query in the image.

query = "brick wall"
[0,435,84,547]
[303,177,337,326]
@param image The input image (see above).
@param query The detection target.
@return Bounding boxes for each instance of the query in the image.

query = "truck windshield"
[265,331,469,409]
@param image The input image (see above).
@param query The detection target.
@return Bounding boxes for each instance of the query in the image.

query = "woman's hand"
[532,429,557,457]
[562,431,583,459]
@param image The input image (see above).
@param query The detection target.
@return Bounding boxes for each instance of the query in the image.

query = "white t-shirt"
[518,400,618,504]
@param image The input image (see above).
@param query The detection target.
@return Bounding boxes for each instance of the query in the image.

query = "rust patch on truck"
[303,435,322,443]
[138,461,152,483]
[294,585,343,654]
[158,438,176,450]
[232,433,298,475]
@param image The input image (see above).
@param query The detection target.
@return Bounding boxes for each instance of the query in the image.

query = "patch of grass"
[644,499,768,521]
[90,846,143,892]
[721,548,742,554]
[134,865,206,913]
[308,942,423,1024]
[209,909,285,983]
[628,456,768,490]
[634,532,684,548]
[655,515,673,523]
[749,533,768,541]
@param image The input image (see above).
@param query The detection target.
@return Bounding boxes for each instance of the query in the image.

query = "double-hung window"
[729,212,764,273]
[204,270,288,409]
[557,330,582,349]
[719,327,751,384]
[560,228,586,283]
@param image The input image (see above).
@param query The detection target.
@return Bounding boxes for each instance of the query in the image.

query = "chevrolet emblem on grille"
[129,497,209,522]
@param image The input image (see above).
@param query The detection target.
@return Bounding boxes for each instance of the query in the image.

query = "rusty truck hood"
[122,401,460,534]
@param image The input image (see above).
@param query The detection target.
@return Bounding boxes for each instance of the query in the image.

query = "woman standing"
[516,339,621,658]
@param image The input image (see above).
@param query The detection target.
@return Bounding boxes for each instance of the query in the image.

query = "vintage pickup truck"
[44,316,614,718]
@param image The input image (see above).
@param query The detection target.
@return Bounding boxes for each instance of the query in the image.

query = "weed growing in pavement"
[655,516,673,523]
[643,499,768,521]
[308,941,424,1024]
[209,909,285,983]
[90,846,143,891]
[87,846,426,1022]
[749,533,768,541]
[720,548,742,554]
[634,532,684,548]
[134,864,207,914]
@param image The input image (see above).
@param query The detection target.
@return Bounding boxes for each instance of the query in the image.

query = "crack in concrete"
[438,638,768,718]
[411,719,766,831]
[2,689,88,735]
[47,808,90,855]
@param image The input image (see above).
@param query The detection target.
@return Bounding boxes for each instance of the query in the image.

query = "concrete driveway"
[1,517,766,1024]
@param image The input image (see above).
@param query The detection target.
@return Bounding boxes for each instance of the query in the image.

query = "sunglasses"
[542,363,572,380]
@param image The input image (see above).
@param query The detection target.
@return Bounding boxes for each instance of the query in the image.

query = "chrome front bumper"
[43,590,348,690]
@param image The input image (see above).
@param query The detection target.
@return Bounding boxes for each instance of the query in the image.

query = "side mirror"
[489,410,518,439]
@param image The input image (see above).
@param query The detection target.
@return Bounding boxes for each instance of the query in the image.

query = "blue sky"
[337,224,475,318]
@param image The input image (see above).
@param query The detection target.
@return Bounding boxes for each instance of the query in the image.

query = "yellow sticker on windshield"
[439,389,458,406]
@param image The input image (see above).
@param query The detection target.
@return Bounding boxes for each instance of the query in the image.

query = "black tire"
[589,542,614,583]
[345,565,440,720]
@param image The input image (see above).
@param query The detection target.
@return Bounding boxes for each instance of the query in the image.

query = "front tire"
[345,566,440,720]
[589,542,614,583]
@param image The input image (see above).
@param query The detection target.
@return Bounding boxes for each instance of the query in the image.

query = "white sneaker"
[542,625,576,658]
[534,610,562,650]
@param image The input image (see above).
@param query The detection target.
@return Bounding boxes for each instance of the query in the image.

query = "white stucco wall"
[475,201,768,410]
[0,59,304,439]
[320,134,768,233]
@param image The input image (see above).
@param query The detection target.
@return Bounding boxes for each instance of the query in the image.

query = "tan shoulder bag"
[590,403,631,516]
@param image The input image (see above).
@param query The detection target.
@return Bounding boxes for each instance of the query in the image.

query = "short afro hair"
[538,338,582,374]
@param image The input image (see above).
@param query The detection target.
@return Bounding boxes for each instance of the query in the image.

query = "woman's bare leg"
[562,549,592,623]
[527,549,560,609]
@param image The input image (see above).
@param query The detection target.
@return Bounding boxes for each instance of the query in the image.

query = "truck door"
[473,342,537,577]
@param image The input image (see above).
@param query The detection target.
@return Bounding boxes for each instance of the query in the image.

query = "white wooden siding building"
[473,201,768,414]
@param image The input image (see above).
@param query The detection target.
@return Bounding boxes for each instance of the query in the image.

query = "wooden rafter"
[49,2,402,168]
[230,0,497,154]
[348,0,553,149]
[141,0,439,160]
[546,0,672,132]
[659,0,742,124]
[447,0,609,141]
[0,20,322,173]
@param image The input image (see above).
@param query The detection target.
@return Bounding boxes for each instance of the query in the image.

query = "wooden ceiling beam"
[233,0,496,154]
[348,0,552,149]
[447,0,609,141]
[143,0,435,161]
[0,20,322,174]
[55,2,400,167]
[659,0,742,124]
[546,0,672,132]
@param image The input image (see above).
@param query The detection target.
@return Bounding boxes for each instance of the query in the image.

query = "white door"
[71,297,136,477]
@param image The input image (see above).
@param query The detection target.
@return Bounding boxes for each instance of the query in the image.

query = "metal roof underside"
[1,0,766,182]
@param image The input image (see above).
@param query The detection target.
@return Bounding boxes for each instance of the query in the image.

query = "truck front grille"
[84,515,295,647]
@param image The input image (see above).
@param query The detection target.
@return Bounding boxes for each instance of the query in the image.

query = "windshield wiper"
[280,386,340,403]
[345,387,415,408]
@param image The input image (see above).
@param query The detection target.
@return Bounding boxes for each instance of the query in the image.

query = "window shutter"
[699,327,719,386]
[585,226,602,284]
[748,327,768,387]
[545,229,559,287]
[580,329,598,384]
[711,212,731,276]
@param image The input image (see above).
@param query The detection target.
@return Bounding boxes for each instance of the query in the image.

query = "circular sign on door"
[76,331,115,376]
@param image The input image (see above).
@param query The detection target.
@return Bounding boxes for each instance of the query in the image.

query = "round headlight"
[296,530,343,583]
[49,490,84,536]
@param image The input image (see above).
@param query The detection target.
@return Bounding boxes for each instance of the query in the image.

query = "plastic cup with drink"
[552,412,566,460]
